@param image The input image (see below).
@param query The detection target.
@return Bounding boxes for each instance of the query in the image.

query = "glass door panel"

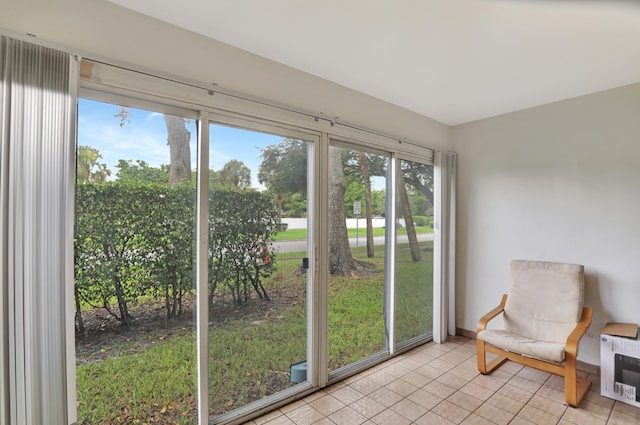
[208,125,310,417]
[395,159,434,347]
[75,98,198,424]
[327,144,389,374]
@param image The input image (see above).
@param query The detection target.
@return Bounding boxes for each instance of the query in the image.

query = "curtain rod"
[85,57,332,124]
[1,29,433,153]
[85,57,432,153]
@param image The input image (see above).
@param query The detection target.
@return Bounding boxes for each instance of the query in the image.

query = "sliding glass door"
[327,142,390,376]
[394,158,435,348]
[75,98,199,424]
[208,123,312,418]
[74,88,436,425]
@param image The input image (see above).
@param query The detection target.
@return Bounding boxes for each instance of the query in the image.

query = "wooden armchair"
[476,260,592,407]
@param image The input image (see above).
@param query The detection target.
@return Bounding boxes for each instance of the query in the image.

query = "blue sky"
[78,98,386,191]
[78,98,285,189]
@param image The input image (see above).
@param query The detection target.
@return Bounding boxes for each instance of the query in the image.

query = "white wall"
[0,0,450,152]
[453,83,640,365]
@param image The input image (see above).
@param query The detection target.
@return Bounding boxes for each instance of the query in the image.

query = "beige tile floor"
[245,336,640,425]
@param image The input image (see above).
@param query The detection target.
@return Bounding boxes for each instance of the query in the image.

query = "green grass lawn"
[395,245,434,343]
[76,243,433,424]
[273,226,433,241]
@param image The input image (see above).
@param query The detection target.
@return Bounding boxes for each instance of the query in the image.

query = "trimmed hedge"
[412,215,433,227]
[75,182,280,328]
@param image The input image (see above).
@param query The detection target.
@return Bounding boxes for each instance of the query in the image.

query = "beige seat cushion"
[504,260,584,345]
[477,329,565,362]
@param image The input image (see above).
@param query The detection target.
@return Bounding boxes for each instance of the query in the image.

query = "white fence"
[282,217,404,230]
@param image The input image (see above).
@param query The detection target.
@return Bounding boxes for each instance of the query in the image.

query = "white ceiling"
[107,0,640,125]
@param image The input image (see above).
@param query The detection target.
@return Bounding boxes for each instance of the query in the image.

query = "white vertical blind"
[433,151,457,343]
[0,36,77,425]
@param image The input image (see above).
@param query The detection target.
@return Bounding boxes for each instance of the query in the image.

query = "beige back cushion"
[504,260,584,344]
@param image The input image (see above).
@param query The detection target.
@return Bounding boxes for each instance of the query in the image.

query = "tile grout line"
[256,340,635,425]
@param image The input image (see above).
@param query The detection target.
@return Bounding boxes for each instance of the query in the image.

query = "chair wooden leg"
[565,376,592,407]
[477,338,488,373]
[477,338,507,375]
[564,358,592,407]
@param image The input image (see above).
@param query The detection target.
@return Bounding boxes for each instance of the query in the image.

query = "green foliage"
[336,150,391,219]
[77,145,111,183]
[213,159,251,189]
[371,190,386,216]
[258,138,310,219]
[401,161,434,208]
[75,182,165,324]
[145,183,196,320]
[405,186,431,217]
[361,152,388,178]
[209,189,280,304]
[115,159,170,184]
[413,215,433,227]
[257,139,434,222]
[75,182,281,326]
[344,178,364,218]
[280,192,307,217]
[258,138,308,195]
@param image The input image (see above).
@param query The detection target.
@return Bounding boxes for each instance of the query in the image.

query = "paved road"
[274,232,434,254]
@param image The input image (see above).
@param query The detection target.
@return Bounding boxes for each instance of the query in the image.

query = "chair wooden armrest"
[476,294,508,374]
[477,294,508,333]
[563,307,593,407]
[565,307,592,356]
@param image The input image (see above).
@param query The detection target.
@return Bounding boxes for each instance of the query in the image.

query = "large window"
[73,86,437,424]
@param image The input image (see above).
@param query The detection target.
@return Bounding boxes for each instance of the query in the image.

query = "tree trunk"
[403,173,434,206]
[276,193,283,218]
[208,281,216,310]
[164,280,170,327]
[74,285,85,333]
[397,169,421,262]
[329,146,356,275]
[112,273,132,325]
[164,115,191,184]
[171,279,179,318]
[358,152,375,258]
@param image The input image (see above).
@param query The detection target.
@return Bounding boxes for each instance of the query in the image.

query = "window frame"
[74,64,439,424]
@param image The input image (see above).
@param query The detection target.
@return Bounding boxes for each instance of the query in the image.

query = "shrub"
[75,182,282,329]
[208,190,280,305]
[412,215,434,227]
